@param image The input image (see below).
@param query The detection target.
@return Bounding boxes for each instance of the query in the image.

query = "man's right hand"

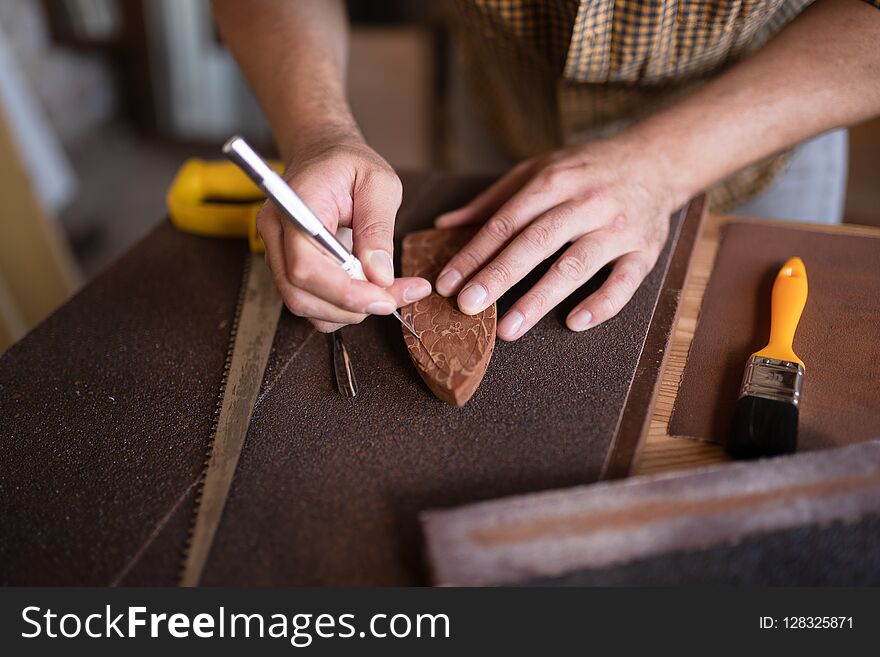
[257,129,432,333]
[211,1,428,332]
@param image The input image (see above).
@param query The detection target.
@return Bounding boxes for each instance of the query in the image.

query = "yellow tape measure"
[166,157,285,253]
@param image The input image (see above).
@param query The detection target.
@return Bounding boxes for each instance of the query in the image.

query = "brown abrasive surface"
[602,198,705,479]
[0,225,245,585]
[669,222,880,449]
[0,172,684,585]
[401,227,497,406]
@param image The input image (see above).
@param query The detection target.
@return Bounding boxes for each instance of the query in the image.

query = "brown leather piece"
[401,227,497,406]
[0,172,689,585]
[670,222,880,449]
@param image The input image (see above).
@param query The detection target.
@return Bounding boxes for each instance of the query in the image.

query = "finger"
[284,226,398,313]
[257,204,294,297]
[384,276,433,307]
[435,176,566,297]
[435,159,537,228]
[284,286,367,325]
[292,276,431,328]
[495,230,623,340]
[453,202,585,315]
[311,320,346,333]
[263,221,366,326]
[351,169,403,287]
[566,251,655,332]
[259,216,367,325]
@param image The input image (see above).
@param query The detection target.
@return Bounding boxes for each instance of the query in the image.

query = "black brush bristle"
[727,395,798,459]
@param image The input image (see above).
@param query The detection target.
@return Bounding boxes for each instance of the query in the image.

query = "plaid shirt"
[455,0,880,210]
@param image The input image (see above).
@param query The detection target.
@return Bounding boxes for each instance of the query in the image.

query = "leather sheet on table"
[0,172,690,585]
[670,221,880,449]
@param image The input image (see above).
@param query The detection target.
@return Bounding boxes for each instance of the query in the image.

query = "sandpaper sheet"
[670,221,880,449]
[0,172,692,586]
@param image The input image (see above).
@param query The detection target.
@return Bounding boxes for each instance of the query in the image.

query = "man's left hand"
[433,135,679,341]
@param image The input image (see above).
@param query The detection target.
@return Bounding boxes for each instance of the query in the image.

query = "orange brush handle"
[753,257,808,368]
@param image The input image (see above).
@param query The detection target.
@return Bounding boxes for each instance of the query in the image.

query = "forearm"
[629,0,880,207]
[211,0,356,159]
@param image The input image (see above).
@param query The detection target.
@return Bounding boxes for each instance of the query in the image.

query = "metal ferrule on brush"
[739,355,804,406]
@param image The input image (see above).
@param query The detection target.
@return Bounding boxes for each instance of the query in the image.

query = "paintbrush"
[727,257,808,459]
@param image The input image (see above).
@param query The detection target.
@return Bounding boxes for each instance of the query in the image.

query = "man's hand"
[433,136,676,341]
[258,129,431,333]
[212,0,431,333]
[434,0,880,343]
[218,0,880,341]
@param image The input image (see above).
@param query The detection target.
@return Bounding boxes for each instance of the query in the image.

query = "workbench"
[0,171,707,586]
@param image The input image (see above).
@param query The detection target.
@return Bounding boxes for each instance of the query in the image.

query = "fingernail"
[404,280,432,303]
[368,250,394,285]
[498,310,525,340]
[568,309,593,331]
[458,283,488,313]
[435,269,462,296]
[365,300,395,315]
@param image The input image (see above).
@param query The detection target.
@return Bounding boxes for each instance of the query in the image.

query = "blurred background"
[0,0,878,352]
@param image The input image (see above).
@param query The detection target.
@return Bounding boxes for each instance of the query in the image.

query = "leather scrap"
[401,227,496,406]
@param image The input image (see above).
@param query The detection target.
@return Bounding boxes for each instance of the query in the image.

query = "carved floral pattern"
[401,228,497,406]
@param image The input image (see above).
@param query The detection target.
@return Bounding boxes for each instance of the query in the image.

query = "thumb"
[351,168,402,287]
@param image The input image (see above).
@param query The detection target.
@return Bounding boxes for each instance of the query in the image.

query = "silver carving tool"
[222,136,417,337]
